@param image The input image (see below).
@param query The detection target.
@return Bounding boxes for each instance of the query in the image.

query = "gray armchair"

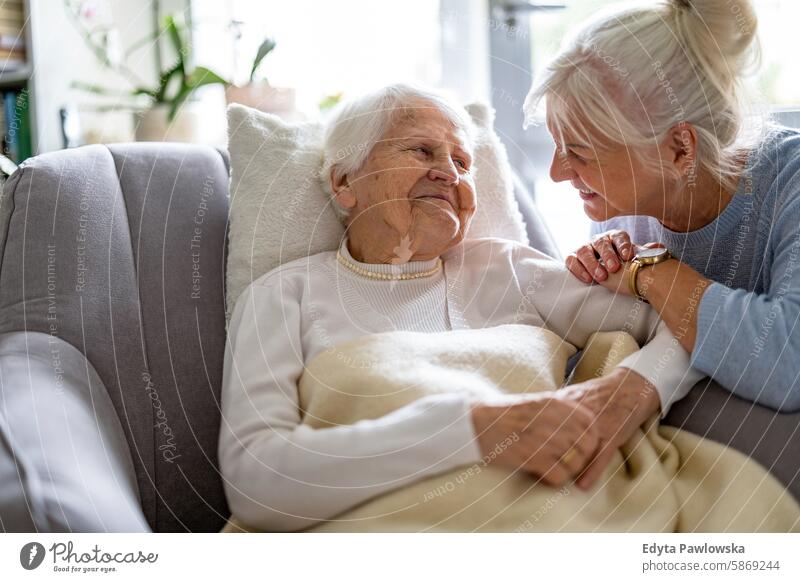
[0,143,230,532]
[0,142,797,532]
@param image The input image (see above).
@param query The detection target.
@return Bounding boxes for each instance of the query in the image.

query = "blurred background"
[4,0,798,254]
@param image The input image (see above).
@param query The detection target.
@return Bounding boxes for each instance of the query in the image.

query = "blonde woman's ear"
[666,122,699,178]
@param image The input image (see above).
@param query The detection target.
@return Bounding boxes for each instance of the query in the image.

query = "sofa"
[1,142,798,532]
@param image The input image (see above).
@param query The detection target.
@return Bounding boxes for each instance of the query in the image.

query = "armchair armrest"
[665,378,800,500]
[0,332,149,532]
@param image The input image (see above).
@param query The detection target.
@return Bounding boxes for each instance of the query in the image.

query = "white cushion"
[225,102,529,318]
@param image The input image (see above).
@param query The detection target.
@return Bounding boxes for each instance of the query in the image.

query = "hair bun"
[670,0,758,79]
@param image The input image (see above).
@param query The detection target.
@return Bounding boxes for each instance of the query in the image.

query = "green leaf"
[167,86,192,121]
[132,87,158,98]
[154,62,184,103]
[318,92,343,112]
[186,66,230,89]
[71,81,136,97]
[163,15,187,75]
[249,37,276,83]
[124,29,161,60]
[166,67,229,121]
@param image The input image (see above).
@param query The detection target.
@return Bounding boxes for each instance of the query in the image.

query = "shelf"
[0,67,30,89]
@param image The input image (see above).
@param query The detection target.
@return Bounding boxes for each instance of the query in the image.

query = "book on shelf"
[0,47,24,59]
[0,59,25,71]
[0,2,26,36]
[0,0,26,60]
[0,3,25,22]
[0,30,25,70]
[0,18,25,30]
[2,88,31,163]
[0,3,27,163]
[0,34,24,51]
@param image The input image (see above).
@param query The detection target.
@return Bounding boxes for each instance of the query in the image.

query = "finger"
[592,236,621,272]
[560,399,597,435]
[566,254,593,284]
[575,245,606,281]
[556,443,590,476]
[555,417,600,474]
[572,424,601,461]
[609,231,634,261]
[545,416,597,473]
[576,445,617,490]
[538,458,571,487]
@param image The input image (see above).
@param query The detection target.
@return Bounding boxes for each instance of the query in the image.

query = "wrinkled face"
[545,110,670,222]
[333,102,477,261]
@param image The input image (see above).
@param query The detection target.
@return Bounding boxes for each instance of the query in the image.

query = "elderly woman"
[219,84,698,532]
[529,0,800,412]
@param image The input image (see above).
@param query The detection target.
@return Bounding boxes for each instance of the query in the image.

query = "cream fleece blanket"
[224,325,800,532]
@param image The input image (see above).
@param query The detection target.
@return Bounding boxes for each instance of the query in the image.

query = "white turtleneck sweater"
[220,237,703,531]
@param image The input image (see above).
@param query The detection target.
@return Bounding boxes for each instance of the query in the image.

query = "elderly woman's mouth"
[413,193,454,206]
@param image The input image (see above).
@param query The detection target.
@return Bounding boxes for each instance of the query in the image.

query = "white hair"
[322,83,476,223]
[524,0,763,191]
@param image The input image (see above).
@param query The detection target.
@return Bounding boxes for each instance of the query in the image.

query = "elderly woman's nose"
[428,158,459,183]
[549,150,576,183]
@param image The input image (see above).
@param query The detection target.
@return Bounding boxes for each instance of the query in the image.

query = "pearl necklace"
[336,251,443,281]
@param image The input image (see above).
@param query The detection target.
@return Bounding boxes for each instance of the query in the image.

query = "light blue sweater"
[593,126,800,411]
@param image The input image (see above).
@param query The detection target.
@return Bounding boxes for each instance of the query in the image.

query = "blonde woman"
[525,0,800,411]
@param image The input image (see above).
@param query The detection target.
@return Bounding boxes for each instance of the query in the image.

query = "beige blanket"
[224,325,800,532]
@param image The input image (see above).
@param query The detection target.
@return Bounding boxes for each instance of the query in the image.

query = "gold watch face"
[634,247,670,264]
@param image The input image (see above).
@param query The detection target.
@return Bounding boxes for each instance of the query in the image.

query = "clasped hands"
[470,229,663,490]
[470,367,660,490]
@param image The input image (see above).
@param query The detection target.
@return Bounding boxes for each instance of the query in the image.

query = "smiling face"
[545,109,679,222]
[331,101,477,263]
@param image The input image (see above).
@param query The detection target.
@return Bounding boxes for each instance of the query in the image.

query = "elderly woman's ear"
[330,168,357,211]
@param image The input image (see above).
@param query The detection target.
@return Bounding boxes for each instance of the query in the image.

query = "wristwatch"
[628,247,672,302]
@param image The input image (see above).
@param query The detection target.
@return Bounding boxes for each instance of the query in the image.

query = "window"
[524,0,800,255]
[192,0,444,118]
[191,1,797,256]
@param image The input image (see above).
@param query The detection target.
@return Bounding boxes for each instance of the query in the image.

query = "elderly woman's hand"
[559,367,660,490]
[566,230,666,285]
[470,395,600,487]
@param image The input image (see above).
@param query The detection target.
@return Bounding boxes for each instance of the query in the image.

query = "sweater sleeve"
[218,279,481,532]
[691,196,800,411]
[515,245,704,416]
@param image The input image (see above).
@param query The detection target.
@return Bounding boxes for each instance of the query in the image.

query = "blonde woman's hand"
[470,394,600,487]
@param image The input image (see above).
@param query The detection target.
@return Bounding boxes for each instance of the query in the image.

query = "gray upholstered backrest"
[511,173,561,259]
[0,143,230,532]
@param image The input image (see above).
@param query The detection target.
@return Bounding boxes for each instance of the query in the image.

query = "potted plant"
[69,6,230,143]
[131,15,230,142]
[225,37,298,118]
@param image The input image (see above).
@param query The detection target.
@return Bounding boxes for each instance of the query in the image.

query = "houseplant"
[69,3,230,143]
[131,15,230,142]
[225,37,299,119]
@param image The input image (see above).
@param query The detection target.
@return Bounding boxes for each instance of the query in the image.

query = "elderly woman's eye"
[412,146,432,156]
[567,150,587,163]
[455,158,469,170]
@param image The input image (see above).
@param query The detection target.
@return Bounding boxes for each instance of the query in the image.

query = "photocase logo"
[20,542,46,570]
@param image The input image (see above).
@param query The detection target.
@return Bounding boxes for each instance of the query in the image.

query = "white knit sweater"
[220,237,703,531]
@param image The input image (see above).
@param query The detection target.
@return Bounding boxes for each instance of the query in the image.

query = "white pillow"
[225,102,529,318]
[463,103,529,246]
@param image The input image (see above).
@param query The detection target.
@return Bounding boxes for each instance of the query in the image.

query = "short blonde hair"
[524,0,762,190]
